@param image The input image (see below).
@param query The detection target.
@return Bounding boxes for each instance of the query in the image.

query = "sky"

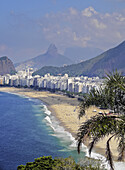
[0,0,125,63]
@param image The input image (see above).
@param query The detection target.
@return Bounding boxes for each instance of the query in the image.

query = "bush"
[17,156,106,170]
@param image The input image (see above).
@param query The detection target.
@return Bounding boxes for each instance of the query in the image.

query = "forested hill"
[33,41,125,77]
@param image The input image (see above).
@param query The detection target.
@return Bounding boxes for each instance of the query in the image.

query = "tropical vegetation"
[17,156,105,170]
[77,71,125,170]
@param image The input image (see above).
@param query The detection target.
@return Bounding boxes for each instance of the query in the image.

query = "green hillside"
[33,41,125,77]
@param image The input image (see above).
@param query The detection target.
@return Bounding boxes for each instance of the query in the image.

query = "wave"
[28,98,36,101]
[28,98,42,104]
[2,91,125,169]
[45,116,52,124]
[2,91,124,169]
[43,105,106,159]
[43,105,51,115]
[43,106,76,143]
[43,105,125,170]
[5,91,29,99]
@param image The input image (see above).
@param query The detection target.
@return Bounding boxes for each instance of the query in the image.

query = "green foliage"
[79,71,125,119]
[17,156,104,170]
[79,157,106,170]
[77,71,125,170]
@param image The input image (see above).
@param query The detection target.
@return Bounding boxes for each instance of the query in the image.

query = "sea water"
[0,92,85,170]
[0,92,124,170]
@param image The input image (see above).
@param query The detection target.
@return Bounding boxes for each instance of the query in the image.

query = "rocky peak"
[46,44,58,55]
[0,56,16,75]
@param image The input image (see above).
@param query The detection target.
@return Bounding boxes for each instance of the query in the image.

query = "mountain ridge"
[15,44,72,71]
[33,41,125,77]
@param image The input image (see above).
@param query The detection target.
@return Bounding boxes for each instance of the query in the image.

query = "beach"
[0,87,120,161]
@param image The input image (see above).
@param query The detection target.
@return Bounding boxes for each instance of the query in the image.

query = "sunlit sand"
[0,87,119,160]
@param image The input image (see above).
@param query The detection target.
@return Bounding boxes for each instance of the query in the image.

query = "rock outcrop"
[15,44,72,71]
[0,56,16,75]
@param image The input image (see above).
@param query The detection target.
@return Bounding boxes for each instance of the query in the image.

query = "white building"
[2,69,104,94]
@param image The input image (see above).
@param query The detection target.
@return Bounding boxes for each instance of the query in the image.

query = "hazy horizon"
[0,0,125,63]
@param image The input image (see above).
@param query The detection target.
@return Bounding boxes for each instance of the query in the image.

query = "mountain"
[64,46,103,63]
[33,41,125,77]
[15,44,72,71]
[0,56,16,76]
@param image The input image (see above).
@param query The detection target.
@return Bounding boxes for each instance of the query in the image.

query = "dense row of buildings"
[0,68,104,94]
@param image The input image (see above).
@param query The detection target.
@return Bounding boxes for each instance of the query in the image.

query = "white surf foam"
[28,98,34,101]
[114,162,125,170]
[6,91,29,99]
[45,116,52,124]
[42,105,76,145]
[43,105,51,115]
[82,142,125,170]
[42,104,125,170]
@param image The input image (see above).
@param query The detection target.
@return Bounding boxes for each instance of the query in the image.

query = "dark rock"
[0,56,16,75]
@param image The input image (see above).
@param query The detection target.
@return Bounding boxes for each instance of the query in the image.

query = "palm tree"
[77,71,125,170]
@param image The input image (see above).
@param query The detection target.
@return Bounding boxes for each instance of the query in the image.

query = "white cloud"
[82,7,98,17]
[91,19,107,29]
[115,14,125,21]
[2,5,124,62]
[36,6,125,51]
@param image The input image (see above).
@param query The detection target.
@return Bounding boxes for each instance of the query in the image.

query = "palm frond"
[105,70,125,91]
[78,87,111,118]
[77,71,125,170]
[77,115,119,154]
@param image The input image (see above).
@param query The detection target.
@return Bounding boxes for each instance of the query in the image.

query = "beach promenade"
[0,87,119,161]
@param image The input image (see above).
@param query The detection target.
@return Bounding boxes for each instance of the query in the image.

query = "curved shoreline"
[0,87,122,162]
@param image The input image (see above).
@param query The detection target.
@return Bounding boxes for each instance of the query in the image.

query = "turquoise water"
[0,92,85,170]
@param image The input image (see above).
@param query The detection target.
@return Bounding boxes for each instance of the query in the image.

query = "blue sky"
[0,0,125,62]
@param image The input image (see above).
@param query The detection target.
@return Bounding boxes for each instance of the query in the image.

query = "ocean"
[0,91,85,170]
[1,91,124,170]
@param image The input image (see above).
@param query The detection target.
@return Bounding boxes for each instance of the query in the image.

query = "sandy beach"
[0,87,120,161]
